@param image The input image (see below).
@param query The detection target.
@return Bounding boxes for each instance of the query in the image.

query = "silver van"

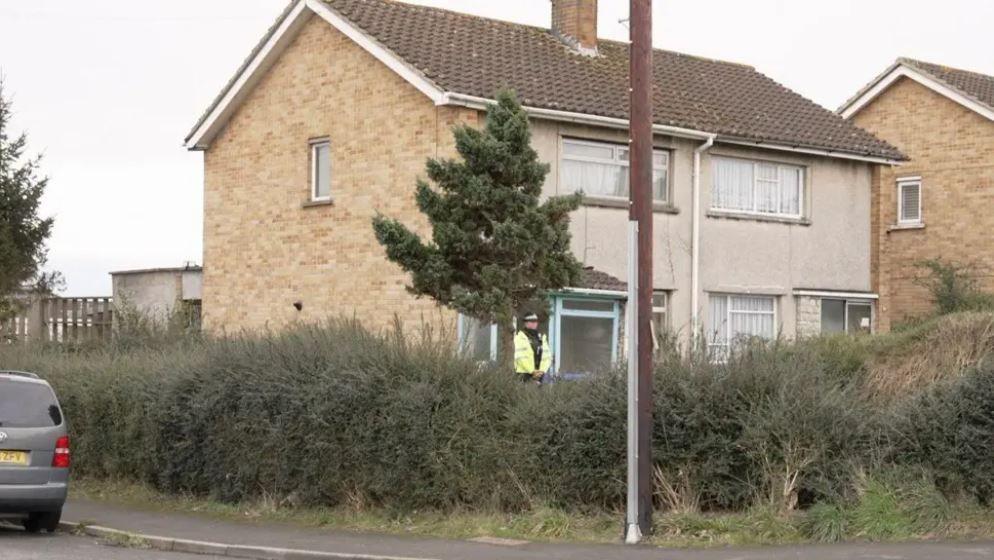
[0,371,69,533]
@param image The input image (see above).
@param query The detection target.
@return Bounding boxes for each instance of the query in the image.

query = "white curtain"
[729,296,775,340]
[755,163,779,213]
[562,159,625,198]
[780,167,801,215]
[713,158,754,211]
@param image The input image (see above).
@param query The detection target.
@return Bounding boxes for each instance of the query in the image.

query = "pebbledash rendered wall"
[850,77,994,331]
[201,16,472,333]
[529,121,876,341]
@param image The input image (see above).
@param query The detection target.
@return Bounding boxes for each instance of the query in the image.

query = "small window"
[555,297,619,375]
[457,315,497,362]
[897,179,922,224]
[707,294,776,359]
[821,299,873,335]
[561,139,669,202]
[652,291,668,353]
[310,140,331,201]
[712,157,804,218]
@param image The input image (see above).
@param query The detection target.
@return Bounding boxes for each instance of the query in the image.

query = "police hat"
[523,313,540,322]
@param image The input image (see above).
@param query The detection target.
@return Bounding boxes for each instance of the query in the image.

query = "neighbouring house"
[841,58,994,331]
[111,265,203,328]
[185,0,903,370]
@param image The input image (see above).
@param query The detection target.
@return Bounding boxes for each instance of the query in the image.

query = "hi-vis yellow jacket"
[513,330,552,374]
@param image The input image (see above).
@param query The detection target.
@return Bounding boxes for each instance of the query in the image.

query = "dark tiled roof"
[900,58,994,112]
[321,0,903,160]
[575,267,627,292]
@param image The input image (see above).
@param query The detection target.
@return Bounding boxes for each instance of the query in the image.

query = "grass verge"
[71,478,994,548]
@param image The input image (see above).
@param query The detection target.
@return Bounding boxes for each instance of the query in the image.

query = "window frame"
[897,177,923,225]
[456,314,499,362]
[707,293,778,357]
[711,156,805,219]
[560,137,671,203]
[821,298,874,335]
[309,138,332,202]
[550,295,621,374]
[651,290,668,353]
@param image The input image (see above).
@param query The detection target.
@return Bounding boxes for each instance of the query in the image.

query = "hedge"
[1,319,991,514]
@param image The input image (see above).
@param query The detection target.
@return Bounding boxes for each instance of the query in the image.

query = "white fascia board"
[793,290,879,300]
[717,138,902,165]
[186,0,312,150]
[560,287,629,299]
[305,0,445,104]
[439,92,714,141]
[186,0,447,151]
[840,64,994,123]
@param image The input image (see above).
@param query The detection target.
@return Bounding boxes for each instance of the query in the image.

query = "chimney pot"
[551,0,598,55]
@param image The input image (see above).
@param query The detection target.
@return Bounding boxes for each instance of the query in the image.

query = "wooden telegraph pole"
[625,0,654,544]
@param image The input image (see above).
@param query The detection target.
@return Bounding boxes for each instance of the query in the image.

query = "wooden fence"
[1,297,113,344]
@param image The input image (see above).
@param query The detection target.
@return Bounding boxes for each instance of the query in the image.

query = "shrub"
[914,258,994,316]
[0,314,987,517]
[898,362,994,504]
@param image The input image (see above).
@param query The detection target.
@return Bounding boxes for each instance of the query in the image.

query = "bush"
[898,362,994,504]
[914,258,994,316]
[0,315,988,517]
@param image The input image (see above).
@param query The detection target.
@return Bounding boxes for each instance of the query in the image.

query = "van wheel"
[23,510,61,533]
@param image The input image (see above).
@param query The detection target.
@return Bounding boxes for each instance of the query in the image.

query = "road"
[0,524,225,560]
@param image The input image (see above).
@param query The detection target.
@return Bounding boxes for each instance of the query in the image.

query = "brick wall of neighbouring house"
[202,15,477,333]
[851,77,994,331]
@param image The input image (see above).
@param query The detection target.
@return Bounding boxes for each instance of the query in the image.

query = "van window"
[0,380,63,428]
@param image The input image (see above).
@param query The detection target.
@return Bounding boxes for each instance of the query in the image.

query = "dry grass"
[863,312,994,401]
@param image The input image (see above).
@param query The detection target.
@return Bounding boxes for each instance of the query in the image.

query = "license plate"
[0,451,28,466]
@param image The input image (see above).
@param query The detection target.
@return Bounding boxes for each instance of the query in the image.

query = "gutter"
[691,135,716,335]
[439,92,714,141]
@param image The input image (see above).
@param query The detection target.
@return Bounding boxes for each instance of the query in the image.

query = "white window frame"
[707,293,778,358]
[456,314,498,362]
[560,138,670,203]
[711,156,805,219]
[897,177,922,225]
[310,138,332,202]
[651,291,668,353]
[551,296,621,374]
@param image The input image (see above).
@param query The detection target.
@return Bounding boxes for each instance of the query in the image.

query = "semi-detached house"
[186,0,904,372]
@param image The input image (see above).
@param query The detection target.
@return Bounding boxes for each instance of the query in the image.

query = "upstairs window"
[310,139,331,201]
[712,157,803,218]
[561,139,669,202]
[897,178,922,224]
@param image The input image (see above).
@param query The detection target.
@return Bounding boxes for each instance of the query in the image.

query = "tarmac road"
[0,523,225,560]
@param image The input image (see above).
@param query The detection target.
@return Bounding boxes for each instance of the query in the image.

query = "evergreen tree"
[0,81,57,319]
[373,90,582,361]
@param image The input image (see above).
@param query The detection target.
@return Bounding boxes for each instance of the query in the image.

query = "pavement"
[0,522,225,560]
[55,498,994,560]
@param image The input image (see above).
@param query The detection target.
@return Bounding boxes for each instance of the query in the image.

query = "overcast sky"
[1,0,992,295]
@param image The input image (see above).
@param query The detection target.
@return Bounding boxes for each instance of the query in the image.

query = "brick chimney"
[551,0,598,55]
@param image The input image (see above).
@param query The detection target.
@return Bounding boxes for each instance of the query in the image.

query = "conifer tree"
[373,90,582,361]
[0,81,57,319]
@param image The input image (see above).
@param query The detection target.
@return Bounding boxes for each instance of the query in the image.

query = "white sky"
[1,0,992,295]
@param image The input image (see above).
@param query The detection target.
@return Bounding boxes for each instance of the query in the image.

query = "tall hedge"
[1,321,990,514]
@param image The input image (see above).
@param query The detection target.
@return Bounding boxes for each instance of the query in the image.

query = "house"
[111,265,203,327]
[185,0,903,369]
[841,58,994,330]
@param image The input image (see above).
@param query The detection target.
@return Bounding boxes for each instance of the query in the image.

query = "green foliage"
[914,258,994,316]
[0,80,57,317]
[3,314,994,523]
[372,90,582,333]
[898,362,994,504]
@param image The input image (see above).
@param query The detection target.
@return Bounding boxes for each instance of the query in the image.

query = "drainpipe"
[691,135,716,336]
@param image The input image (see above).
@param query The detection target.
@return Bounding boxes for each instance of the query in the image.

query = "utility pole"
[625,0,654,544]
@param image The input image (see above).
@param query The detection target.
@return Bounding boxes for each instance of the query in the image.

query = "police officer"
[514,313,552,383]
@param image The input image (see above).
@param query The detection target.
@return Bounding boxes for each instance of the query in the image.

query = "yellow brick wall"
[202,15,478,333]
[851,77,994,330]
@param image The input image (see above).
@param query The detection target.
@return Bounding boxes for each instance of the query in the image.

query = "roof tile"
[322,0,903,160]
